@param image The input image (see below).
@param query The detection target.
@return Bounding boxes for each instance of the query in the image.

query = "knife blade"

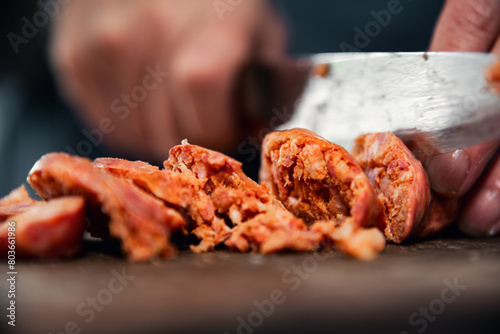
[279,52,500,156]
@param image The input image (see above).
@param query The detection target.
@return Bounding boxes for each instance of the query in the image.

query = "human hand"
[50,0,287,161]
[427,0,500,236]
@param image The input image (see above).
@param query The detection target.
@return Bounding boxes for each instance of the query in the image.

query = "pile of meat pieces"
[261,129,457,247]
[0,130,456,261]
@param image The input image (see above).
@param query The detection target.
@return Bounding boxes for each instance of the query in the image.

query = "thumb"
[424,140,500,197]
[459,152,500,236]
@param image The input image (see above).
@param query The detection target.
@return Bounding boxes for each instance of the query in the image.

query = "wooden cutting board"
[3,235,500,334]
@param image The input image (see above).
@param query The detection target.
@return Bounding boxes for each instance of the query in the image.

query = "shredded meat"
[28,153,185,261]
[17,133,394,261]
[352,132,431,243]
[96,143,383,259]
[94,145,320,254]
[165,143,321,253]
[94,157,226,253]
[260,129,384,228]
[311,219,385,261]
[260,129,386,259]
[0,186,85,259]
[0,185,38,221]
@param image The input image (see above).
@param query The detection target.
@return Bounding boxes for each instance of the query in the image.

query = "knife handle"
[234,59,311,133]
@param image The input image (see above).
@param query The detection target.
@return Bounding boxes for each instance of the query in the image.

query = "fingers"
[424,140,500,197]
[50,0,284,158]
[429,0,500,52]
[168,18,254,151]
[89,2,155,157]
[428,0,500,238]
[51,0,155,157]
[139,2,180,162]
[49,0,88,105]
[459,152,500,236]
[254,0,288,64]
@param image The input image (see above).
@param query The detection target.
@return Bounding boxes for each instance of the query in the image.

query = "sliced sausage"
[0,192,85,259]
[352,132,431,243]
[260,128,384,229]
[28,153,185,261]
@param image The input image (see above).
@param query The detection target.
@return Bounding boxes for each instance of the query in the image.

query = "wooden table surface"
[3,235,500,334]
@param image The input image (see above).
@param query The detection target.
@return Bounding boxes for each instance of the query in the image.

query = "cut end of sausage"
[260,128,384,229]
[0,196,86,259]
[27,152,185,262]
[352,132,431,243]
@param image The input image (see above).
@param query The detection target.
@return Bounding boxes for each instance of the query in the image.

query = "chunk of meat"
[0,185,38,221]
[260,129,384,229]
[0,196,85,259]
[28,153,185,261]
[94,148,319,254]
[94,157,225,253]
[224,209,320,254]
[165,143,321,253]
[352,132,431,243]
[260,129,385,259]
[311,219,385,261]
[0,185,36,206]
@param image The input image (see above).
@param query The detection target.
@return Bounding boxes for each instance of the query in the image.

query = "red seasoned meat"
[165,143,321,253]
[0,186,85,259]
[352,132,431,243]
[311,220,385,261]
[94,146,320,254]
[0,185,38,221]
[260,129,384,228]
[28,153,185,261]
[94,157,225,253]
[0,185,36,206]
[260,129,386,259]
[0,197,85,259]
[97,144,380,259]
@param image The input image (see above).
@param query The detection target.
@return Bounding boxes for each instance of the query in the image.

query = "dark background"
[0,0,445,196]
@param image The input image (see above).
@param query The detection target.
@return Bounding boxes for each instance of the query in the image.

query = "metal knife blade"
[279,52,500,156]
